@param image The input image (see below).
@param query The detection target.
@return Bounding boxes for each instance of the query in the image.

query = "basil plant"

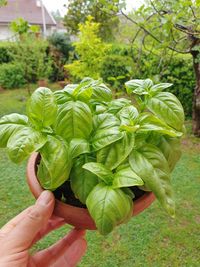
[0,78,185,235]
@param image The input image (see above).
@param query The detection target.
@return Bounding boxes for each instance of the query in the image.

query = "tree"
[120,0,200,136]
[0,0,7,7]
[65,16,111,80]
[63,0,122,40]
[10,18,30,36]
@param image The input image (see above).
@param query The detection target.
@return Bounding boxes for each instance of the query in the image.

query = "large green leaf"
[158,136,182,172]
[86,183,133,235]
[69,138,90,159]
[107,98,132,114]
[92,83,112,102]
[129,144,175,217]
[150,83,172,93]
[97,132,135,170]
[54,101,92,141]
[72,82,93,102]
[118,105,139,125]
[70,156,98,204]
[37,136,71,190]
[137,113,182,137]
[91,113,123,151]
[147,92,185,131]
[79,77,112,102]
[0,113,28,148]
[7,127,46,163]
[113,165,144,189]
[125,79,153,95]
[83,162,113,184]
[54,90,74,105]
[27,87,57,128]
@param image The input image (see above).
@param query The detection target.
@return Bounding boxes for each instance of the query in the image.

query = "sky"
[42,0,144,16]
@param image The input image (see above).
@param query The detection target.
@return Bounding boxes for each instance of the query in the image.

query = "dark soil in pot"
[35,155,146,209]
[53,180,146,209]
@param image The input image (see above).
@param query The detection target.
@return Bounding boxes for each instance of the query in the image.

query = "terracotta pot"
[26,153,155,230]
[58,81,67,89]
[38,79,48,87]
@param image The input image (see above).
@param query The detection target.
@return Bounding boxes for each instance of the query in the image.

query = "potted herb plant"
[0,78,184,235]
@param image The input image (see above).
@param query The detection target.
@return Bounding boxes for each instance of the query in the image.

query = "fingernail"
[37,191,53,206]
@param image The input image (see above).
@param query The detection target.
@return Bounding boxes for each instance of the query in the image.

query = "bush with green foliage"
[0,43,14,64]
[48,32,73,60]
[109,43,132,57]
[10,18,29,36]
[65,16,111,81]
[100,55,133,89]
[0,38,52,89]
[48,32,73,82]
[11,37,52,84]
[0,63,26,89]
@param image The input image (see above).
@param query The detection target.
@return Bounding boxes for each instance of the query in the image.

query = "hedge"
[0,63,26,89]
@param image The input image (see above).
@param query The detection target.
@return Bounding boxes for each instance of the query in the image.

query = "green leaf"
[113,166,144,189]
[54,90,74,105]
[7,127,46,163]
[92,83,112,102]
[0,113,28,148]
[69,138,90,159]
[158,136,182,172]
[54,101,92,141]
[129,144,175,217]
[72,78,112,102]
[86,183,133,235]
[91,113,123,151]
[76,86,93,102]
[37,136,71,190]
[72,82,93,102]
[27,87,57,128]
[118,105,139,125]
[107,98,132,114]
[150,83,173,93]
[125,79,153,95]
[70,156,98,204]
[97,132,135,170]
[147,92,185,131]
[80,77,112,102]
[83,162,113,184]
[137,113,182,137]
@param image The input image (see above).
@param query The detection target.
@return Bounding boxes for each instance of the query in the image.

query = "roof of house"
[0,0,56,26]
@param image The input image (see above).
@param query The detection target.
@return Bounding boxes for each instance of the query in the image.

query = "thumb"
[6,190,55,252]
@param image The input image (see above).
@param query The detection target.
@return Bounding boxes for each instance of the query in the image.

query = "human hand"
[0,191,87,267]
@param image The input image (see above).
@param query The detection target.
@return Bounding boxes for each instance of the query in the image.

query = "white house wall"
[0,25,56,41]
[0,25,15,41]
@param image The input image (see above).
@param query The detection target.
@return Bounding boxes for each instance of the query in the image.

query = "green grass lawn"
[0,88,200,266]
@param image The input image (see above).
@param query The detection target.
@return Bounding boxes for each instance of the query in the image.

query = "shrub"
[109,43,132,57]
[100,55,133,89]
[65,16,111,82]
[11,38,52,83]
[0,42,14,64]
[48,32,73,60]
[48,32,73,82]
[0,63,26,89]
